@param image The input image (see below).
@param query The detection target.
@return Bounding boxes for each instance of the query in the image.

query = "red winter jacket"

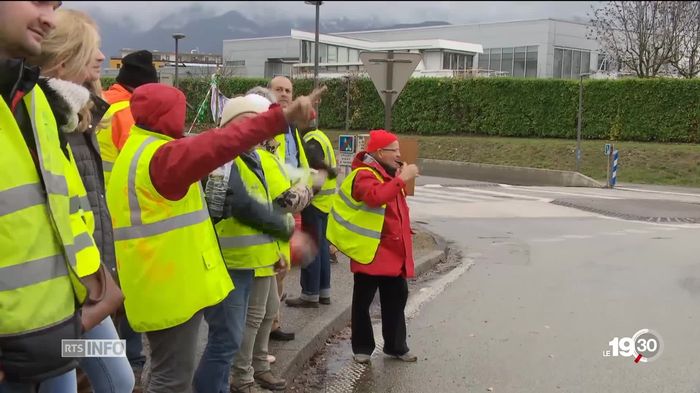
[349,151,414,278]
[129,84,287,201]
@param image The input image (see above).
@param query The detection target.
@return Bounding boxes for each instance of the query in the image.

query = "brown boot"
[254,370,286,391]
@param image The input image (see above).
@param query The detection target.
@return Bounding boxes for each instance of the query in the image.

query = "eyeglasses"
[380,148,400,152]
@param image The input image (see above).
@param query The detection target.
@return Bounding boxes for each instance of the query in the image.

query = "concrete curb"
[418,158,604,188]
[275,229,449,382]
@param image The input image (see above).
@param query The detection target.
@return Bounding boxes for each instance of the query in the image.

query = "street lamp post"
[305,1,322,125]
[576,72,591,173]
[172,33,186,88]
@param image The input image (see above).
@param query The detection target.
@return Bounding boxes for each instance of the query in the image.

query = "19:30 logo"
[603,329,663,363]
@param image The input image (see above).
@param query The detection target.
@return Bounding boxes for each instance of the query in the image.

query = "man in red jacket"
[332,130,420,364]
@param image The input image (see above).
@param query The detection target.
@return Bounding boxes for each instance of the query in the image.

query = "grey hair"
[246,86,277,103]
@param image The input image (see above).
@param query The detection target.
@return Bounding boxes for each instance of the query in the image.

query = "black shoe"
[285,297,319,308]
[319,297,331,305]
[270,328,295,341]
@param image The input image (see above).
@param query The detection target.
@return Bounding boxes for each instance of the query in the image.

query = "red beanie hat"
[366,129,398,152]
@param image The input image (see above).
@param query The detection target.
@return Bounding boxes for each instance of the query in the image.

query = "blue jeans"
[193,269,254,393]
[117,314,145,369]
[0,369,76,393]
[300,205,331,301]
[79,317,135,393]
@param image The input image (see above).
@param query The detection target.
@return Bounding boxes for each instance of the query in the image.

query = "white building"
[222,18,602,79]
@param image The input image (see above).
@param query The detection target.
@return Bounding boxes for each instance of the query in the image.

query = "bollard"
[610,149,619,188]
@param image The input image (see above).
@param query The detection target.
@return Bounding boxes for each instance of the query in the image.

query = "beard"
[380,161,398,177]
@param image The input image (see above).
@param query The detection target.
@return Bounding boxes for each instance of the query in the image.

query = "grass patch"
[325,131,700,187]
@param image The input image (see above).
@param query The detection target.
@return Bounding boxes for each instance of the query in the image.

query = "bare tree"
[670,1,700,78]
[589,1,686,78]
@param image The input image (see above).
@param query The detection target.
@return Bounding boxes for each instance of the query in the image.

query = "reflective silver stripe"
[128,137,159,226]
[29,91,69,197]
[68,232,95,254]
[219,234,275,248]
[0,183,45,217]
[0,254,68,291]
[113,208,210,241]
[69,196,91,214]
[330,209,381,239]
[316,189,335,196]
[338,190,385,216]
[102,160,114,171]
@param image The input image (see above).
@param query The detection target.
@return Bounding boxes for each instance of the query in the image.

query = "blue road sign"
[339,135,355,153]
[604,143,612,156]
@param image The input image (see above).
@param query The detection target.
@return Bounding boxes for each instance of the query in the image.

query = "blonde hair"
[29,9,102,132]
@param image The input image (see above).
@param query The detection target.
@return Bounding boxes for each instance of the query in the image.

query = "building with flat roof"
[222,18,602,79]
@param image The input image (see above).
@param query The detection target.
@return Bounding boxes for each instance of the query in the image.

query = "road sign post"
[360,51,422,131]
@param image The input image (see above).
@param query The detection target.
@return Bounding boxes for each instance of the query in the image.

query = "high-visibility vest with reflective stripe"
[275,128,311,186]
[107,126,233,332]
[65,146,101,278]
[215,153,281,271]
[303,129,337,213]
[255,149,293,278]
[326,167,386,264]
[96,100,130,187]
[0,86,87,336]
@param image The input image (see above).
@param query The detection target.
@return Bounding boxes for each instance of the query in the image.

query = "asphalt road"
[295,178,700,393]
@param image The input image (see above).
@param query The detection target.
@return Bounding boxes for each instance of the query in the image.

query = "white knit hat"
[219,95,272,127]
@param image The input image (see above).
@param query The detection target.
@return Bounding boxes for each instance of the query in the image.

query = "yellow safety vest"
[0,86,87,336]
[107,126,233,332]
[215,153,282,271]
[96,100,129,187]
[326,167,386,264]
[255,149,293,278]
[303,129,337,213]
[275,127,311,186]
[65,146,101,278]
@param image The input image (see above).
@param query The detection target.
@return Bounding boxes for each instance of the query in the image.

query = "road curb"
[418,158,603,188]
[277,229,450,382]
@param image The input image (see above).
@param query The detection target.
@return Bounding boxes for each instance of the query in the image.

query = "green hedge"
[101,76,700,143]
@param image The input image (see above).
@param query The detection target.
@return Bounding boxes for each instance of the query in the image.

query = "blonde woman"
[27,9,135,393]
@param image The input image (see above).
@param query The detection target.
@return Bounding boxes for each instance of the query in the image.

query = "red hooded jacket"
[349,151,414,278]
[129,83,287,200]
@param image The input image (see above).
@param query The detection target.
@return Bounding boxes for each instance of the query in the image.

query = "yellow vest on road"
[0,86,87,336]
[96,100,129,187]
[107,126,233,332]
[326,167,385,264]
[303,129,337,213]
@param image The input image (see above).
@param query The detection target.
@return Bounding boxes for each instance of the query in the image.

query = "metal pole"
[576,74,583,172]
[385,50,394,131]
[174,38,179,88]
[313,2,320,125]
[345,76,351,133]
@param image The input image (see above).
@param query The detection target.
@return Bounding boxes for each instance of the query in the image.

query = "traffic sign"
[604,143,612,156]
[339,135,355,153]
[337,152,354,168]
[360,51,422,109]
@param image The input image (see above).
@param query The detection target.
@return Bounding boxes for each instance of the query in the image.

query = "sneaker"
[390,352,418,362]
[319,297,331,305]
[269,328,295,341]
[329,252,339,264]
[254,370,287,391]
[353,354,372,364]
[267,354,276,364]
[285,297,319,308]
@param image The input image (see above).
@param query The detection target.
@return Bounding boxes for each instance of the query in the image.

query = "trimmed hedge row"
[102,76,700,143]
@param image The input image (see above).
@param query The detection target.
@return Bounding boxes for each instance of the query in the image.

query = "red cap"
[366,129,398,152]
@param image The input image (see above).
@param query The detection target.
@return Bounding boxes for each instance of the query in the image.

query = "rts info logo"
[603,329,663,363]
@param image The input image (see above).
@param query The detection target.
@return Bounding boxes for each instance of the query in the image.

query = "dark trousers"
[300,205,331,300]
[351,273,409,356]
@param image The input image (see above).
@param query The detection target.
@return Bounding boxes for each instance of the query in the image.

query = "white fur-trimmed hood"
[38,78,90,133]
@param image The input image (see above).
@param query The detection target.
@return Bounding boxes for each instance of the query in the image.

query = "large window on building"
[299,40,363,65]
[554,47,592,78]
[442,52,474,70]
[478,46,538,77]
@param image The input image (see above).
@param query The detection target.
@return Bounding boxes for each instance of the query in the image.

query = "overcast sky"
[65,1,600,31]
